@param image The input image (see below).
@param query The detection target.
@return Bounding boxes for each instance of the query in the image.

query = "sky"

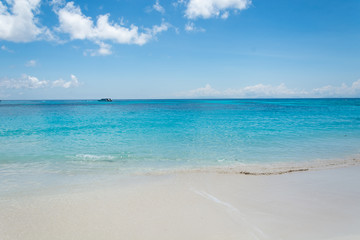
[0,0,359,99]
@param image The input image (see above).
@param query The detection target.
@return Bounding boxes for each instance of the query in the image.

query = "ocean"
[1,99,360,194]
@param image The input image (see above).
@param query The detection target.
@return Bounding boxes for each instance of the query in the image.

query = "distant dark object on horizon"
[98,98,112,102]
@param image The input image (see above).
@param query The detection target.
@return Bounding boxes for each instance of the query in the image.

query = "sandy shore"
[1,166,360,240]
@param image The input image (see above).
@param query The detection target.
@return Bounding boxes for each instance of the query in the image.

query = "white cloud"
[181,83,296,98]
[152,20,169,34]
[185,84,221,97]
[56,2,93,40]
[52,74,80,88]
[25,59,37,67]
[312,80,360,97]
[0,0,48,42]
[95,41,112,56]
[50,0,66,7]
[0,74,80,89]
[185,0,251,19]
[221,11,229,19]
[185,22,205,32]
[238,83,297,97]
[1,44,13,52]
[153,0,165,14]
[173,0,186,8]
[0,74,47,89]
[179,80,360,98]
[84,41,112,56]
[56,2,169,51]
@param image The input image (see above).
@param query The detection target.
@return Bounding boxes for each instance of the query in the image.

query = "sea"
[1,99,360,194]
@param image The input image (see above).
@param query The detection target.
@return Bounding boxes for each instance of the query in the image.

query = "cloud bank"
[0,74,80,89]
[180,80,360,98]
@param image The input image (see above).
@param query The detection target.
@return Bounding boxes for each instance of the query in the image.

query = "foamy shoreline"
[1,164,360,240]
[140,156,360,176]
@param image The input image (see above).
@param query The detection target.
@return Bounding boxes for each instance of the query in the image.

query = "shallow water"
[1,99,360,193]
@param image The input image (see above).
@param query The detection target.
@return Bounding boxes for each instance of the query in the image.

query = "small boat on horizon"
[98,98,112,102]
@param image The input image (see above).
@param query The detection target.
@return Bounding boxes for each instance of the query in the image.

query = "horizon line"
[1,97,360,101]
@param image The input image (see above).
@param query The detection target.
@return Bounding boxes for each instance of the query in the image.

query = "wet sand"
[1,166,360,240]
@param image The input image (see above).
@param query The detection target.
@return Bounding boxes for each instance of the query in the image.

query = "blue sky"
[0,0,359,99]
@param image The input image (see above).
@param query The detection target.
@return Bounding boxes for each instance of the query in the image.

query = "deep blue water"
[1,99,360,193]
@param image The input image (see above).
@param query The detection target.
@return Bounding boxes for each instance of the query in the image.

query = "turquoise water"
[1,99,360,193]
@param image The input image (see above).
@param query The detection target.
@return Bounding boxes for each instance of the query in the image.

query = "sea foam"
[72,154,116,161]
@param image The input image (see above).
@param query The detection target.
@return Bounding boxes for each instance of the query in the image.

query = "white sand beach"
[1,166,360,240]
